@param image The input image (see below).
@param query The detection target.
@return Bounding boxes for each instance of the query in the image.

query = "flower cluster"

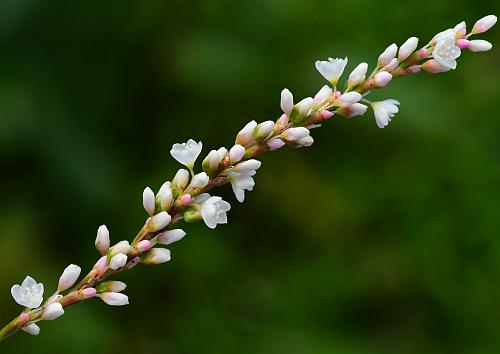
[1,14,495,342]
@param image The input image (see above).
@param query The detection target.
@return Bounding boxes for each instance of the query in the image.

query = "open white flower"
[11,276,44,309]
[170,139,203,169]
[315,57,348,85]
[194,193,231,229]
[432,35,461,69]
[371,99,400,128]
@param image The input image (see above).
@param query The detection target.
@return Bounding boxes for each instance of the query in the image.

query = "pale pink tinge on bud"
[20,312,29,322]
[419,48,428,58]
[81,288,97,299]
[422,59,451,73]
[94,256,108,274]
[181,194,192,206]
[374,71,393,87]
[457,39,469,49]
[382,58,398,72]
[378,43,398,66]
[137,240,153,252]
[267,138,286,151]
[398,37,419,61]
[472,15,497,34]
[468,40,492,52]
[275,114,289,131]
[406,65,422,74]
[320,110,334,119]
[454,21,467,38]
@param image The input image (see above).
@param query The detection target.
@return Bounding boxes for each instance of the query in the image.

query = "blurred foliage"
[1,0,500,353]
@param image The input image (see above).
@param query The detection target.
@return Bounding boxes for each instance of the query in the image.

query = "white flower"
[95,225,110,256]
[373,71,393,87]
[21,323,40,336]
[398,37,419,61]
[371,99,400,128]
[11,276,44,309]
[58,264,81,292]
[433,28,454,43]
[472,15,497,34]
[141,248,172,264]
[315,57,348,85]
[348,63,368,88]
[378,43,398,66]
[142,187,156,216]
[468,40,492,52]
[147,211,172,232]
[99,292,129,306]
[432,35,461,69]
[170,139,203,169]
[229,144,245,164]
[195,193,231,229]
[191,172,209,188]
[203,150,223,174]
[157,229,187,245]
[227,169,257,203]
[313,85,333,106]
[280,89,294,116]
[338,92,362,107]
[42,302,64,320]
[109,253,128,270]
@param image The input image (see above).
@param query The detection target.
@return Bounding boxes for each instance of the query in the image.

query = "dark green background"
[1,0,499,353]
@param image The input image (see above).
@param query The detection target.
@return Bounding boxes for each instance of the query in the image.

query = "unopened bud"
[233,159,261,173]
[229,144,245,164]
[172,169,190,191]
[398,37,419,61]
[422,59,451,74]
[109,253,128,270]
[157,229,186,245]
[202,150,221,176]
[95,225,110,256]
[468,40,492,52]
[378,43,398,66]
[281,127,310,142]
[42,302,64,320]
[254,121,275,141]
[141,248,171,264]
[97,281,127,293]
[235,120,257,147]
[109,241,131,257]
[274,113,289,132]
[191,172,209,188]
[348,62,368,89]
[147,211,171,232]
[157,182,173,210]
[81,288,97,298]
[180,194,192,206]
[472,15,497,34]
[99,292,129,306]
[142,187,155,216]
[136,240,153,252]
[267,138,286,151]
[374,71,392,87]
[94,256,108,274]
[338,92,362,107]
[21,323,40,336]
[58,264,81,292]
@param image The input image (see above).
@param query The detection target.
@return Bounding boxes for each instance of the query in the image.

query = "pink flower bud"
[180,194,192,206]
[267,138,286,151]
[81,288,97,298]
[320,110,334,119]
[406,65,422,74]
[457,39,469,49]
[58,264,81,292]
[472,15,497,34]
[20,312,29,322]
[94,256,108,274]
[157,229,186,245]
[137,240,153,252]
[382,58,398,72]
[374,71,392,87]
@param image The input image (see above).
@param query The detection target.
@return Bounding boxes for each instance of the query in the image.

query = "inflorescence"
[0,14,496,341]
